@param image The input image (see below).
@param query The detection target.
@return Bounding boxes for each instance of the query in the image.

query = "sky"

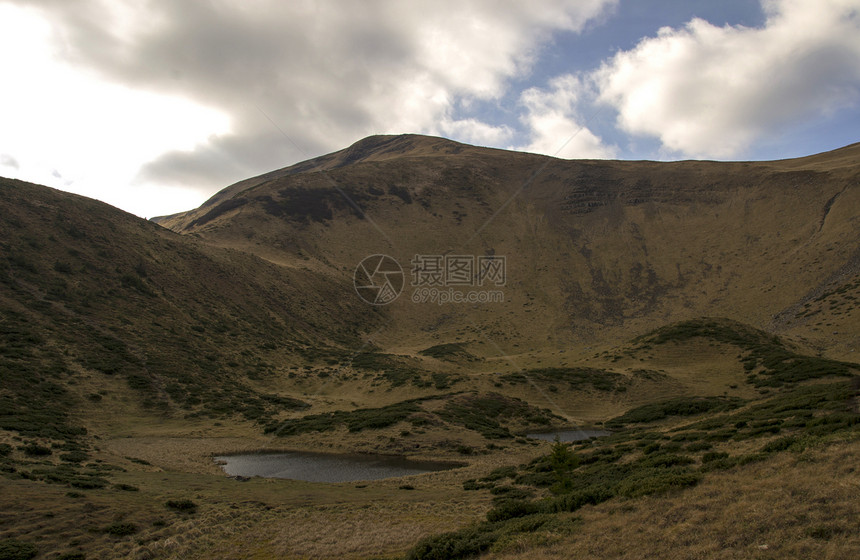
[1,0,858,219]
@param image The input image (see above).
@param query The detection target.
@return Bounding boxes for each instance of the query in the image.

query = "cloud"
[0,3,230,216]
[516,74,617,159]
[437,118,514,147]
[15,0,617,199]
[0,154,19,170]
[594,0,860,158]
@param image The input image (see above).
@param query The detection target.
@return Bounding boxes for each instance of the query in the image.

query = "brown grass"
[486,439,860,560]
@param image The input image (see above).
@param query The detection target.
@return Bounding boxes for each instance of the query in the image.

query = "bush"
[486,500,541,522]
[762,436,798,453]
[419,343,472,360]
[615,467,701,498]
[268,401,421,436]
[543,487,613,513]
[59,451,89,463]
[0,539,37,560]
[701,451,729,463]
[607,396,744,427]
[20,443,51,457]
[639,453,695,468]
[165,499,197,512]
[438,393,558,439]
[105,523,137,536]
[406,525,497,560]
[480,466,517,482]
[805,524,846,540]
[502,367,624,392]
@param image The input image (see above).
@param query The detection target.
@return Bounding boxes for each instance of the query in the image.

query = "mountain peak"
[332,134,472,166]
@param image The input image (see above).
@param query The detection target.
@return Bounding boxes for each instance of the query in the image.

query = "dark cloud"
[16,0,615,196]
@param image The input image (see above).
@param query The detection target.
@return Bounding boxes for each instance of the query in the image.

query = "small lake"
[526,429,611,442]
[214,451,463,483]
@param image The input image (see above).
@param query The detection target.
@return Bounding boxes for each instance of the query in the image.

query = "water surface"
[214,451,462,483]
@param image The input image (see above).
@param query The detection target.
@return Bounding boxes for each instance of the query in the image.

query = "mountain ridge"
[152,135,860,357]
[153,135,860,225]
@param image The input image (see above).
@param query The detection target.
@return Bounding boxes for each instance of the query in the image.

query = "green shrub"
[486,500,541,522]
[699,456,741,472]
[462,479,482,491]
[701,451,729,463]
[406,525,497,560]
[20,443,51,456]
[419,343,473,361]
[105,523,137,536]
[59,451,89,463]
[805,524,846,540]
[0,539,37,560]
[438,393,558,439]
[502,367,624,392]
[490,487,535,503]
[638,453,695,468]
[762,436,798,453]
[28,465,108,489]
[615,467,701,498]
[165,499,197,512]
[642,442,661,454]
[607,396,744,427]
[637,319,858,387]
[481,466,518,482]
[543,487,613,513]
[267,401,421,436]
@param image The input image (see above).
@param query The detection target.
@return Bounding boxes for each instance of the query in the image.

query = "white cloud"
[516,75,617,159]
[437,118,514,147]
[594,0,860,158]
[2,0,617,215]
[0,3,230,217]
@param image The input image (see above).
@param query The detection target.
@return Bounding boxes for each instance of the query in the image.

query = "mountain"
[1,137,858,560]
[157,134,860,358]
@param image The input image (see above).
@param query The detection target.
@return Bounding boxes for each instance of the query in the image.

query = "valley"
[0,135,858,559]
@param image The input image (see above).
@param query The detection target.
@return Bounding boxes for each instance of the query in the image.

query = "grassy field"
[1,332,856,559]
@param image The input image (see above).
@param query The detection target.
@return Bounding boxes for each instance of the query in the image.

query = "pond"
[213,451,463,483]
[526,429,611,442]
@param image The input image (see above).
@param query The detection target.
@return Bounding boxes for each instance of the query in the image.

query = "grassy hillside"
[0,178,388,444]
[1,136,858,559]
[157,135,860,358]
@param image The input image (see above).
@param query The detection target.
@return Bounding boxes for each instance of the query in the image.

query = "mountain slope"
[0,177,382,439]
[157,135,860,357]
